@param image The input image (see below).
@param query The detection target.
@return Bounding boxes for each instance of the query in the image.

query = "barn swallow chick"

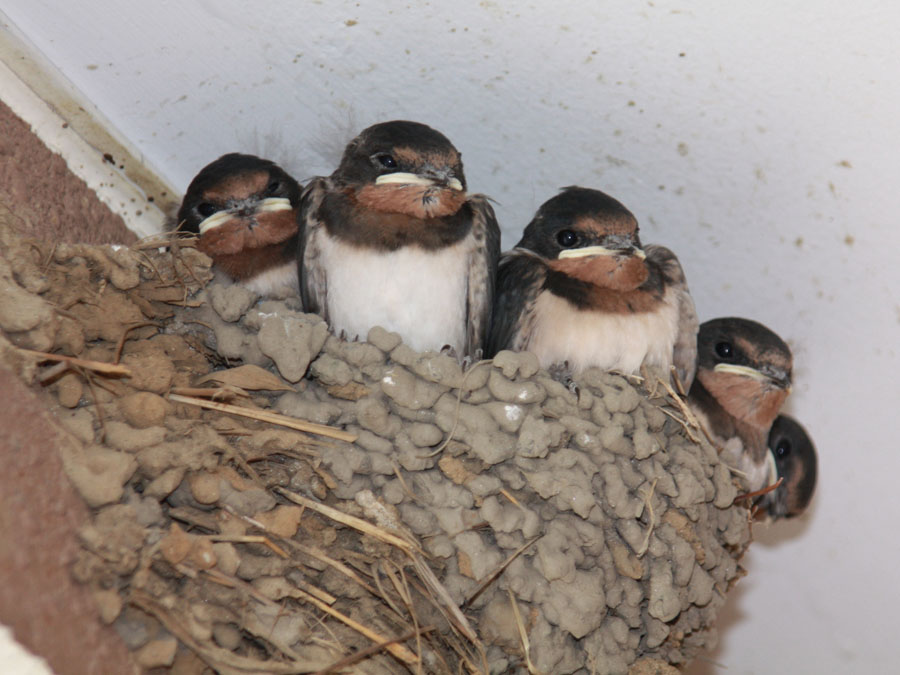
[756,414,818,520]
[178,153,302,296]
[299,120,500,358]
[487,186,698,386]
[688,317,793,492]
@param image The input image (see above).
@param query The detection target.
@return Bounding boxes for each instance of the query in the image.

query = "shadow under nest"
[0,220,753,675]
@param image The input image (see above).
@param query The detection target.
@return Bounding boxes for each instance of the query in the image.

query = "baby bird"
[178,153,301,296]
[299,120,499,358]
[487,186,698,387]
[756,414,818,520]
[688,317,793,492]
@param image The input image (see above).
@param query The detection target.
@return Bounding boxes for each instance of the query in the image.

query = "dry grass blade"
[312,625,436,675]
[420,359,492,458]
[292,586,420,665]
[168,393,358,442]
[132,231,193,251]
[372,562,406,618]
[275,488,416,554]
[734,476,784,502]
[37,360,69,384]
[18,348,131,377]
[657,376,709,445]
[291,577,338,606]
[199,567,279,606]
[168,505,219,532]
[131,589,313,674]
[288,541,382,598]
[192,567,335,664]
[392,460,423,504]
[660,407,700,444]
[221,505,384,599]
[409,554,480,645]
[508,590,539,674]
[113,320,160,364]
[500,488,522,508]
[169,385,249,401]
[206,534,290,558]
[197,364,296,392]
[463,535,541,610]
[670,364,688,397]
[276,489,481,656]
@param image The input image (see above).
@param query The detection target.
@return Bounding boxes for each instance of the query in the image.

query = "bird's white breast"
[525,289,681,375]
[318,236,469,353]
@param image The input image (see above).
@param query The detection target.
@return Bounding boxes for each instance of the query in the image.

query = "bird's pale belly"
[525,290,680,374]
[319,236,469,353]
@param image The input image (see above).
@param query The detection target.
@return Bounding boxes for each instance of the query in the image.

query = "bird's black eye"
[775,438,792,458]
[376,153,398,169]
[266,180,281,196]
[556,230,579,247]
[197,202,218,218]
[714,341,734,359]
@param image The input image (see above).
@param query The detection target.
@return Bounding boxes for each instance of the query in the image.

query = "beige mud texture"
[0,211,752,674]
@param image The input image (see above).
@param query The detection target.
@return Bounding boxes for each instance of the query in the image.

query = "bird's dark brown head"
[178,153,301,235]
[517,186,647,291]
[178,152,300,257]
[333,120,467,219]
[176,153,302,278]
[758,415,818,519]
[694,317,793,430]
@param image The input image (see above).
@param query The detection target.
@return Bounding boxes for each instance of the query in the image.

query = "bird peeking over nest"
[298,120,500,359]
[688,317,793,493]
[177,153,302,297]
[487,186,698,388]
[756,414,818,520]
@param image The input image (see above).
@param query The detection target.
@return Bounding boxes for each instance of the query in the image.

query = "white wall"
[2,1,898,672]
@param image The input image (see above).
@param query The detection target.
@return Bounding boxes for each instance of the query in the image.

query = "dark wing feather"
[297,177,331,318]
[464,195,501,359]
[485,249,545,358]
[645,244,698,390]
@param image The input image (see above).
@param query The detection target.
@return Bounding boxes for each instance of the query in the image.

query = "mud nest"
[0,218,751,674]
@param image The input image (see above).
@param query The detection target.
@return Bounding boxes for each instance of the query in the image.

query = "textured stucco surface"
[1,2,898,672]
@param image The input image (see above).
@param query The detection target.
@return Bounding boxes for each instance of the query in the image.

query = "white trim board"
[0,12,179,239]
[0,625,54,675]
